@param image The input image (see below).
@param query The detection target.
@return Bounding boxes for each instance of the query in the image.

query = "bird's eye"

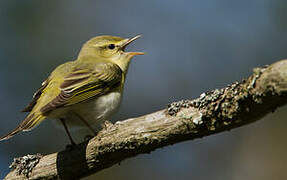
[108,44,115,50]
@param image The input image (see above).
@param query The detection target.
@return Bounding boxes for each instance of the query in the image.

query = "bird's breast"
[51,90,123,131]
[72,91,122,128]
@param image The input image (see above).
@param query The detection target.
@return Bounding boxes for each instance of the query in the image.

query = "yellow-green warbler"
[0,35,143,144]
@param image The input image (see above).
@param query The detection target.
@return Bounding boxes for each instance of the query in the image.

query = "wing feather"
[22,79,50,112]
[40,62,122,114]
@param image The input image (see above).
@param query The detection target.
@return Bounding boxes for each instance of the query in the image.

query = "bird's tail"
[0,112,46,141]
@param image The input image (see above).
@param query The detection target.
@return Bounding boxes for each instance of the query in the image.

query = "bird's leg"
[60,118,76,146]
[74,113,97,136]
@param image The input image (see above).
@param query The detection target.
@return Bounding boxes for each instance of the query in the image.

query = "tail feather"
[0,113,46,141]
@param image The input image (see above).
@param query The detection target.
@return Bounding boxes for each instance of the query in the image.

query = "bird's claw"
[102,120,114,130]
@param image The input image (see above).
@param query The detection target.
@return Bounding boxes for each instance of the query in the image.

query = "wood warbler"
[0,35,143,144]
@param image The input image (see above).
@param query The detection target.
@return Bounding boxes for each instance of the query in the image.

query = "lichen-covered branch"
[4,60,287,180]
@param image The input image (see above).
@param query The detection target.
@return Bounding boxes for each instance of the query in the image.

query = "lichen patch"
[9,154,43,178]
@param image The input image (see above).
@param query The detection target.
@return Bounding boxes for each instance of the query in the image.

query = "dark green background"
[0,0,287,179]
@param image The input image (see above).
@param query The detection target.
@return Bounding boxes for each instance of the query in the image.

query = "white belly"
[50,91,122,131]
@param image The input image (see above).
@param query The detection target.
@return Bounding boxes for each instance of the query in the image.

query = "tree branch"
[5,60,287,180]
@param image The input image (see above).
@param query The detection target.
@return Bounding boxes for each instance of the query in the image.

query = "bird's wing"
[0,61,122,141]
[22,78,50,112]
[40,61,123,114]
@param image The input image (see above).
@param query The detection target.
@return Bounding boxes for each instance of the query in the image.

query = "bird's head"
[78,35,144,72]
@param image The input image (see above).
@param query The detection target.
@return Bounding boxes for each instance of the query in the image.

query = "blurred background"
[0,0,287,179]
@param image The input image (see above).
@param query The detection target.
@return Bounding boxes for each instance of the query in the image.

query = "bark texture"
[4,60,287,180]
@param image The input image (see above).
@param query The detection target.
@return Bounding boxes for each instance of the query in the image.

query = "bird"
[0,35,144,145]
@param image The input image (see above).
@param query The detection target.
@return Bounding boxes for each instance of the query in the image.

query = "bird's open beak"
[121,35,144,56]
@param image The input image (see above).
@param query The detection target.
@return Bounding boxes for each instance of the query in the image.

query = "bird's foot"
[102,120,114,130]
[65,142,77,151]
